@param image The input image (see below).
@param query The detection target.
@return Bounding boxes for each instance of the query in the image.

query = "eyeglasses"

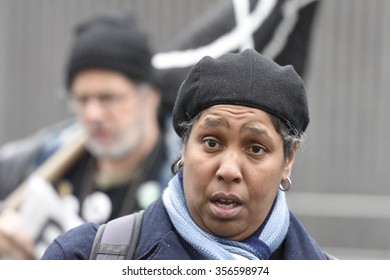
[67,92,134,112]
[67,84,151,113]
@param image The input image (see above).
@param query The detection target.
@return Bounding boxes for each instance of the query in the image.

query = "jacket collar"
[133,198,194,260]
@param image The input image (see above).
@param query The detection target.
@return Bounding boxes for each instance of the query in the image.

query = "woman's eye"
[203,139,221,149]
[247,145,266,155]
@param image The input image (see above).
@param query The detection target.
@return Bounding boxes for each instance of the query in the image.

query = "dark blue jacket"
[41,197,327,260]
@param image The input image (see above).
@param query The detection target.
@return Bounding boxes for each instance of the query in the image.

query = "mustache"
[83,122,114,133]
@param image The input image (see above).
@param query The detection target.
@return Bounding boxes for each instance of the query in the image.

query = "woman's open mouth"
[210,197,243,219]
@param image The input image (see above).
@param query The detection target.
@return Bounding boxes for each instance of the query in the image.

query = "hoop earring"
[279,177,291,192]
[175,158,184,172]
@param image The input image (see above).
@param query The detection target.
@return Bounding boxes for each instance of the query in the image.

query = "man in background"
[0,12,171,259]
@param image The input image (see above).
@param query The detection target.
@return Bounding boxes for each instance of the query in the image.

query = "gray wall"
[290,0,390,259]
[1,0,390,259]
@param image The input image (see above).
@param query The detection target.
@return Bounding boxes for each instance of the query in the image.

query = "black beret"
[172,49,309,137]
[66,13,159,89]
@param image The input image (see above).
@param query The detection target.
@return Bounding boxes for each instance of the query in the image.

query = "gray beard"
[86,131,142,160]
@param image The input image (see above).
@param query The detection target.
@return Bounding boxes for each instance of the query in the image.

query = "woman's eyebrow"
[199,118,229,129]
[241,125,273,141]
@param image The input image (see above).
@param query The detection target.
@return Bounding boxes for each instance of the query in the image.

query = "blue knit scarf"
[162,171,290,260]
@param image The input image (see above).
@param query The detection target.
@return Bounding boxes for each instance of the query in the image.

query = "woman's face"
[182,104,296,241]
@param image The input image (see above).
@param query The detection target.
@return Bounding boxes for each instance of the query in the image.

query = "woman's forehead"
[195,105,278,134]
[198,104,272,122]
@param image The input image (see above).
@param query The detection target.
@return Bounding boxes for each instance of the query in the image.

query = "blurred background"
[0,0,389,259]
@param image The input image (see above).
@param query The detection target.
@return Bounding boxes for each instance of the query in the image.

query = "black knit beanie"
[172,49,309,137]
[66,12,158,89]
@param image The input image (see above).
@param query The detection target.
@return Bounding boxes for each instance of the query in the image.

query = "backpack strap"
[324,251,337,260]
[89,210,144,260]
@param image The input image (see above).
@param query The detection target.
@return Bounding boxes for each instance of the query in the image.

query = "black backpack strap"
[89,210,144,260]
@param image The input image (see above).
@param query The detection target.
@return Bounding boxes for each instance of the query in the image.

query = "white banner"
[20,176,84,258]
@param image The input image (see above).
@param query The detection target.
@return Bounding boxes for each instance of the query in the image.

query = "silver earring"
[279,177,291,192]
[175,158,184,172]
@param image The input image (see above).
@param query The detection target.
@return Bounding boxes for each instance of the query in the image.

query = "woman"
[42,49,328,260]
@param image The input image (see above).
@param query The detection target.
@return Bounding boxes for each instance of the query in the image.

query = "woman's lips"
[209,196,243,219]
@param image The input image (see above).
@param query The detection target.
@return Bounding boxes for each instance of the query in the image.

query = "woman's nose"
[216,151,243,184]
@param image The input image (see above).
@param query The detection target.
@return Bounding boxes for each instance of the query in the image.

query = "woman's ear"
[282,141,299,180]
[181,145,186,162]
